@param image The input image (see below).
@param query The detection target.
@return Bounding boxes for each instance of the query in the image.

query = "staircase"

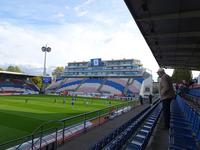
[75,78,87,91]
[123,78,134,95]
[97,78,107,92]
[56,78,68,90]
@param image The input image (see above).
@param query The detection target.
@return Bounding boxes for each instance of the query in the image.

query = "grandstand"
[47,58,152,97]
[1,0,200,149]
[0,71,39,95]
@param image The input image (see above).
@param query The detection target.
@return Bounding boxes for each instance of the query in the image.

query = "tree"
[52,66,64,78]
[0,68,3,71]
[6,65,22,73]
[171,69,192,83]
[31,76,43,89]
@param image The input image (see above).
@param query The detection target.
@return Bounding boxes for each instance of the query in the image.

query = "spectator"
[139,95,143,105]
[157,68,175,129]
[178,80,189,96]
[149,94,153,104]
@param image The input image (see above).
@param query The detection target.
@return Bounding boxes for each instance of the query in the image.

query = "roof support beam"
[155,54,200,57]
[145,32,200,38]
[151,44,200,49]
[159,60,200,64]
[136,10,200,21]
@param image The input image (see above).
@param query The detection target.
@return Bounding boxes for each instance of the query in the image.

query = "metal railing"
[0,100,138,150]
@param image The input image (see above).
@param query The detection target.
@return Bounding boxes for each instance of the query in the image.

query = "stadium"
[0,0,200,150]
[0,57,152,149]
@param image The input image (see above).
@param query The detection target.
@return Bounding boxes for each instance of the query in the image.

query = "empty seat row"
[184,94,200,111]
[89,106,151,150]
[90,101,161,150]
[169,95,200,150]
[126,104,162,150]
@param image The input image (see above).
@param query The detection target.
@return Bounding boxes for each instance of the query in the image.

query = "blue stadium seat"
[90,101,162,150]
[169,95,200,150]
[128,104,161,150]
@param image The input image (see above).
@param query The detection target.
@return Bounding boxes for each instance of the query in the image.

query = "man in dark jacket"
[149,94,153,104]
[139,95,143,105]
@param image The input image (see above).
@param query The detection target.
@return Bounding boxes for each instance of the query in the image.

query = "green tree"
[31,76,43,89]
[0,68,3,71]
[52,66,64,78]
[171,69,192,83]
[6,65,22,73]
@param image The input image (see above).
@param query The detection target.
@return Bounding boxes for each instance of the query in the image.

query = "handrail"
[32,120,63,135]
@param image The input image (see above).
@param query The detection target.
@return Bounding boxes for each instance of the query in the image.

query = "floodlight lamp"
[47,47,51,52]
[42,47,46,52]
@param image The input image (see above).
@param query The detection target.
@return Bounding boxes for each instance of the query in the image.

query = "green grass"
[0,95,124,144]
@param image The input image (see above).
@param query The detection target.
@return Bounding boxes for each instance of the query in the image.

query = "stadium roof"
[124,0,200,70]
[0,71,39,77]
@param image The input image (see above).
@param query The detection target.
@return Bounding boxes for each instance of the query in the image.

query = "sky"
[0,0,199,80]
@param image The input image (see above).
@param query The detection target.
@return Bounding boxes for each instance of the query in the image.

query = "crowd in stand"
[0,78,39,95]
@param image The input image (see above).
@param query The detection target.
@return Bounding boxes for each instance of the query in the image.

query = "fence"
[0,100,138,150]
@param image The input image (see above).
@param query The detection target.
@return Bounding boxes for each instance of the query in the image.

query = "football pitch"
[0,95,124,144]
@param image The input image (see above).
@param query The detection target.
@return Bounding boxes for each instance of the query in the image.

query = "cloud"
[73,0,96,17]
[0,19,161,79]
[65,5,70,10]
[74,6,88,17]
[53,12,65,18]
[84,0,96,5]
[90,13,114,25]
[81,0,96,6]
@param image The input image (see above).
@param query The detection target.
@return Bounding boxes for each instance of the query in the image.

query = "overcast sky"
[0,0,199,80]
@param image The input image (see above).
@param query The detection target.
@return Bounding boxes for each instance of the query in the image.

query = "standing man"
[139,95,143,105]
[157,68,175,129]
[149,94,153,104]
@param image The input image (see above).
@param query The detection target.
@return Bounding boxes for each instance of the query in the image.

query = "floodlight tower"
[41,45,51,77]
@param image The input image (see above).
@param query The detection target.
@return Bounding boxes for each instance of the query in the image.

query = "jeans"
[162,98,172,128]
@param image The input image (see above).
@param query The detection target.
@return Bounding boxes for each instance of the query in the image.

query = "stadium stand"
[57,78,83,92]
[127,84,140,94]
[47,58,149,97]
[77,83,100,93]
[100,84,122,95]
[0,71,39,95]
[47,79,63,91]
[107,78,128,87]
[47,77,142,97]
